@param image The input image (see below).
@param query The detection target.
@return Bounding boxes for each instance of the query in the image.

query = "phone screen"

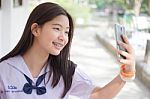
[114,24,127,59]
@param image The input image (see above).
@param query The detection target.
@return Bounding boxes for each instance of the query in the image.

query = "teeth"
[53,42,63,48]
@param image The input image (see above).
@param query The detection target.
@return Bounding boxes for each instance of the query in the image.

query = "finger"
[119,59,132,66]
[117,41,133,54]
[117,50,133,59]
[121,35,129,44]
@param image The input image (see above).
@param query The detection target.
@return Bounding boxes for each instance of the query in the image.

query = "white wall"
[0,10,2,57]
[0,0,29,57]
[11,4,28,50]
[1,0,11,57]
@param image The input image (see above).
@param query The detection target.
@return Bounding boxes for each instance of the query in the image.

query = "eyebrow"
[52,23,70,29]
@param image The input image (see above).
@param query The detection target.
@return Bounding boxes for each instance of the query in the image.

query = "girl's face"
[33,15,70,55]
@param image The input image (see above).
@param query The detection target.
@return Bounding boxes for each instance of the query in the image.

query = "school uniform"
[0,55,95,99]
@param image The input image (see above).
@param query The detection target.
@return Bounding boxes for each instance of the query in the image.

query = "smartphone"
[114,24,127,59]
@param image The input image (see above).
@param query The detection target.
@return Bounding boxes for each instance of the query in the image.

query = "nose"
[58,32,66,41]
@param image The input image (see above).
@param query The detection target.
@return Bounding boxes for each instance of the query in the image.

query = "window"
[13,0,22,7]
[0,0,1,9]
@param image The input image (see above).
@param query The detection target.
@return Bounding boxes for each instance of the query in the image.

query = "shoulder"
[0,55,20,75]
[68,61,92,82]
[0,60,9,78]
[73,68,92,82]
[0,59,9,71]
[69,67,96,97]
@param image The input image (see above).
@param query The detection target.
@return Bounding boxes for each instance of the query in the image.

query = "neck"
[22,43,49,78]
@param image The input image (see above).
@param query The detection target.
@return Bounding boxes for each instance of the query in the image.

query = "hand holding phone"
[114,24,127,59]
[114,24,136,82]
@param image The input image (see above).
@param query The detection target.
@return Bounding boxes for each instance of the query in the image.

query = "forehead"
[48,15,69,27]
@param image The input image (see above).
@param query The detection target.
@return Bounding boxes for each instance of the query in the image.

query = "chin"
[50,51,60,56]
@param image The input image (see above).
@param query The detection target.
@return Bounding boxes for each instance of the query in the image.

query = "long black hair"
[0,2,76,98]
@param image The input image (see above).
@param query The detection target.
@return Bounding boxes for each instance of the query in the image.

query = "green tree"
[90,0,127,10]
[54,0,91,23]
[141,0,150,15]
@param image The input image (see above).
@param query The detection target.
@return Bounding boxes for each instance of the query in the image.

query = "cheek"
[38,34,53,47]
[45,32,56,42]
[65,37,69,44]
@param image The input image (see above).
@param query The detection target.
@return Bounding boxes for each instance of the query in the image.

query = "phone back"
[114,24,127,59]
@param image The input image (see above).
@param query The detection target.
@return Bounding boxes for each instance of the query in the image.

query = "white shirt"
[0,55,95,99]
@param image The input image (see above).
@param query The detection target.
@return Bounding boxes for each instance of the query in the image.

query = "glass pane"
[0,0,1,9]
[13,0,22,7]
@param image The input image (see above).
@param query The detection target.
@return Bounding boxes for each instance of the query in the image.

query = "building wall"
[1,0,12,57]
[10,5,28,50]
[0,10,2,57]
[0,0,29,57]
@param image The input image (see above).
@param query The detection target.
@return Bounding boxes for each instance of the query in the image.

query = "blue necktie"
[23,73,47,95]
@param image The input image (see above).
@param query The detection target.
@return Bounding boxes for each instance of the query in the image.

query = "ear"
[31,23,40,37]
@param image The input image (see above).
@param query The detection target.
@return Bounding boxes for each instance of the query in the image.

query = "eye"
[53,27,60,31]
[65,31,69,35]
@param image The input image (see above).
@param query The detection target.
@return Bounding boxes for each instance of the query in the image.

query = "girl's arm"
[90,75,125,99]
[90,35,135,99]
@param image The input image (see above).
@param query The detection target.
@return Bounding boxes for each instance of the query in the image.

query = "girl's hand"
[117,35,135,72]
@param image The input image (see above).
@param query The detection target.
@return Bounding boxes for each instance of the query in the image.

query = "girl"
[0,2,135,99]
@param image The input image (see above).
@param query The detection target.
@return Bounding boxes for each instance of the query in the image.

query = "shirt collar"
[5,55,50,81]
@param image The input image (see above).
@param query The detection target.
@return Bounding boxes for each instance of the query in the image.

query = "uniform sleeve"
[69,68,96,99]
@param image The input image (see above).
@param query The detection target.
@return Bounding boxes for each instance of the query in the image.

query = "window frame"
[13,0,23,8]
[0,0,1,9]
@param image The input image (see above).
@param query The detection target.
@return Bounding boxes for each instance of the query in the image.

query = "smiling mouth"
[52,42,64,50]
